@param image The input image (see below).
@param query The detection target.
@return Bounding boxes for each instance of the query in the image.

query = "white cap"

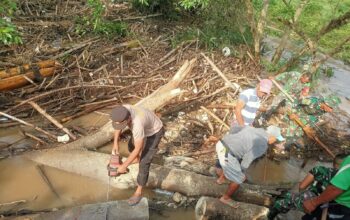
[266,125,285,142]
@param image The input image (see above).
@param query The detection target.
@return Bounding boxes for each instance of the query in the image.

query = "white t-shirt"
[123,105,163,140]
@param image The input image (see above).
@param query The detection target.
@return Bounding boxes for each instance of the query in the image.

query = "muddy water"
[0,116,193,219]
[0,156,195,219]
[0,157,136,211]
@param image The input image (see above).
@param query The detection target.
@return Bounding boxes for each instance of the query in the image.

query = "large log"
[163,156,213,176]
[0,67,56,91]
[60,58,197,151]
[11,198,149,220]
[195,196,268,220]
[24,149,272,207]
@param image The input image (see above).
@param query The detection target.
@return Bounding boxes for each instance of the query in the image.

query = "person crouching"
[215,125,284,206]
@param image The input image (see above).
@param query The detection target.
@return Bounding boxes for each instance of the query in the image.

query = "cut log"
[11,198,149,220]
[0,67,56,91]
[24,149,272,207]
[59,58,197,151]
[195,196,268,220]
[0,60,56,79]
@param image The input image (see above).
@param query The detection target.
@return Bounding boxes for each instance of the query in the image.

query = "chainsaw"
[106,154,129,201]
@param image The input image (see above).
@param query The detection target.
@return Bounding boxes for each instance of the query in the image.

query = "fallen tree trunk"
[195,196,268,220]
[24,149,272,207]
[11,198,149,220]
[163,156,213,176]
[59,58,197,151]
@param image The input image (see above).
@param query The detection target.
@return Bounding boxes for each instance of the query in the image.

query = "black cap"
[110,106,130,130]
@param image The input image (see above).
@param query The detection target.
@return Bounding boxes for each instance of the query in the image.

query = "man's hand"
[303,199,318,214]
[117,165,128,174]
[112,148,119,155]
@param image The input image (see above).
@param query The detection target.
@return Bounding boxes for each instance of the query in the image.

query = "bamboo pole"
[28,101,77,140]
[201,53,241,94]
[0,111,57,140]
[0,60,56,79]
[270,79,294,102]
[200,106,230,130]
[0,67,56,91]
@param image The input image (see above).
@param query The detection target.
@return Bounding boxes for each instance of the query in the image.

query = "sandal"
[128,196,143,206]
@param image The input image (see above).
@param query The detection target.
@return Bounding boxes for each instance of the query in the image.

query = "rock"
[172,192,185,203]
[167,203,177,209]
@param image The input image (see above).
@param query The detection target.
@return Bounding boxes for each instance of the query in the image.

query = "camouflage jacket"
[308,166,338,196]
[275,71,310,100]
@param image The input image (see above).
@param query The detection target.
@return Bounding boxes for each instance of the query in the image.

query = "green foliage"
[131,0,177,18]
[268,0,350,63]
[261,57,287,73]
[179,0,209,10]
[0,0,22,45]
[75,0,128,37]
[131,0,210,18]
[173,0,252,50]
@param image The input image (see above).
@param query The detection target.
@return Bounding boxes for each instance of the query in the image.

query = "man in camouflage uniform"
[283,95,341,149]
[270,71,311,144]
[271,71,341,148]
[268,154,345,220]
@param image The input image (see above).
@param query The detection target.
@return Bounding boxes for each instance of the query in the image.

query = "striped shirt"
[239,88,261,125]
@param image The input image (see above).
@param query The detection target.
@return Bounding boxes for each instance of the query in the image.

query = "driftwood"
[200,106,230,130]
[0,200,27,208]
[201,53,241,93]
[56,58,197,151]
[24,132,47,145]
[24,149,272,207]
[29,101,77,140]
[195,196,268,220]
[11,199,149,220]
[0,111,57,140]
[5,85,123,114]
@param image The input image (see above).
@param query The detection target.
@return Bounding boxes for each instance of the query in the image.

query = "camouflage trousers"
[271,190,316,213]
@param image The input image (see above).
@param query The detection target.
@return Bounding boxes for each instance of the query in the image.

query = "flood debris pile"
[0,1,261,161]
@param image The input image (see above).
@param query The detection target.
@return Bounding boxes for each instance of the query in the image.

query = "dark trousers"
[328,203,350,220]
[136,127,164,186]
